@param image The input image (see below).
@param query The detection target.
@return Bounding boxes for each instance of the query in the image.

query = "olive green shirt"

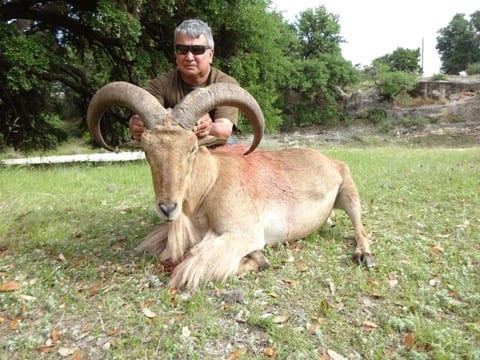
[145,67,239,126]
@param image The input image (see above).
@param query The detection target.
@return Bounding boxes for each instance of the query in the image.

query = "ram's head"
[87,81,264,155]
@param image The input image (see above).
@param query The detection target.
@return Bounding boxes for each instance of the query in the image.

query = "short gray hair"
[174,19,214,48]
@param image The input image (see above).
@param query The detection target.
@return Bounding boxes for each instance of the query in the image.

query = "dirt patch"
[248,120,480,149]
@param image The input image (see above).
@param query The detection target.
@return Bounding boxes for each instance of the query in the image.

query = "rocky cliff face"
[345,79,480,123]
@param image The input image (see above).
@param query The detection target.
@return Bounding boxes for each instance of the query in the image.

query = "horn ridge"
[172,83,264,154]
[87,81,167,150]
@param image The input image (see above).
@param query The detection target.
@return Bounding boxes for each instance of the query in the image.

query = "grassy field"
[1,144,479,359]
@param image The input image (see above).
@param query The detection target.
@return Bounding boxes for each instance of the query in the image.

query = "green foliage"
[436,11,480,74]
[0,0,362,150]
[295,6,343,58]
[3,36,52,91]
[0,82,68,152]
[367,108,388,124]
[430,73,448,81]
[370,62,418,101]
[212,1,291,132]
[466,62,480,75]
[373,47,422,74]
[94,0,142,44]
[280,6,359,128]
[378,71,417,100]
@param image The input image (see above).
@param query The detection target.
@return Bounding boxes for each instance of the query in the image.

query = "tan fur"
[137,124,373,289]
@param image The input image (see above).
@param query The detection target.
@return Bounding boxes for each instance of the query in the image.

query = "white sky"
[271,0,478,76]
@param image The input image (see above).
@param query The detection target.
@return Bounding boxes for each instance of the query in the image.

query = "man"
[129,19,238,143]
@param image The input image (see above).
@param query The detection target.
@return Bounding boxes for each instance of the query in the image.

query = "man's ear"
[209,48,214,64]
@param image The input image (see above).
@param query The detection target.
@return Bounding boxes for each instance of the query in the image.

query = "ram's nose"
[158,202,178,221]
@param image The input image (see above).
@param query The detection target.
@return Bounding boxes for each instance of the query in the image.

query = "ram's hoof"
[239,250,270,274]
[354,253,375,268]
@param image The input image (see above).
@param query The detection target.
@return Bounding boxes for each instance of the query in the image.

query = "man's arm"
[194,114,233,140]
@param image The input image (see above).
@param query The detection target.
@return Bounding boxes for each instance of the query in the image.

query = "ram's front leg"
[168,232,265,290]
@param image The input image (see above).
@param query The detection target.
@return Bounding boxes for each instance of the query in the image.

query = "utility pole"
[421,37,424,75]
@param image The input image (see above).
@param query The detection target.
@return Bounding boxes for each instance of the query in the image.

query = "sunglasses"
[175,44,211,56]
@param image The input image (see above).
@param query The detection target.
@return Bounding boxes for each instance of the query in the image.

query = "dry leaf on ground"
[297,261,308,271]
[405,332,415,349]
[142,307,157,319]
[51,329,61,342]
[263,346,277,358]
[58,347,79,356]
[329,282,336,294]
[429,245,444,255]
[362,320,379,331]
[272,314,290,324]
[327,349,348,360]
[0,281,21,292]
[227,348,247,360]
[37,345,56,353]
[10,317,21,330]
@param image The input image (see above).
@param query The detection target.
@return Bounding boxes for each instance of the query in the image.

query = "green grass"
[1,146,479,359]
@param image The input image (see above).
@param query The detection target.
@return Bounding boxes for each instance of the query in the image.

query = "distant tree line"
[436,11,480,75]
[0,1,478,151]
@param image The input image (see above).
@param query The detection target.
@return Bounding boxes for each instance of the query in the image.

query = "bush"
[367,108,387,124]
[378,71,418,101]
[430,73,447,81]
[466,63,480,75]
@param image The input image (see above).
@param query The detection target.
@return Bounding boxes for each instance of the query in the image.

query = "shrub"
[466,62,480,75]
[367,108,387,124]
[430,73,447,81]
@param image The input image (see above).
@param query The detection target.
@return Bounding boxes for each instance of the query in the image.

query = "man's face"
[175,33,213,84]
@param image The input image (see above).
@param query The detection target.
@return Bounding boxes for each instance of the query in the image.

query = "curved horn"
[87,81,168,151]
[171,83,264,155]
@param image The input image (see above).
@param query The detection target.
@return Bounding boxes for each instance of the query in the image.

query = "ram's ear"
[87,81,168,151]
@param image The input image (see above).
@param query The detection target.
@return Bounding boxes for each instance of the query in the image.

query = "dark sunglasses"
[175,44,211,56]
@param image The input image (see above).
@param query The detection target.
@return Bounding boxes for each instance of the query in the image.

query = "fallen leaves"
[58,347,80,356]
[325,349,348,360]
[86,284,99,298]
[142,307,157,319]
[328,282,336,295]
[429,244,444,255]
[296,261,309,272]
[405,332,415,349]
[0,281,21,292]
[228,348,247,360]
[37,344,56,353]
[272,314,290,324]
[263,346,277,358]
[362,320,379,331]
[51,328,61,342]
[281,277,299,288]
[9,316,21,330]
[37,328,71,355]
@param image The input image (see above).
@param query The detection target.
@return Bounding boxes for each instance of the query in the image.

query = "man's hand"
[128,115,145,141]
[193,113,213,138]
